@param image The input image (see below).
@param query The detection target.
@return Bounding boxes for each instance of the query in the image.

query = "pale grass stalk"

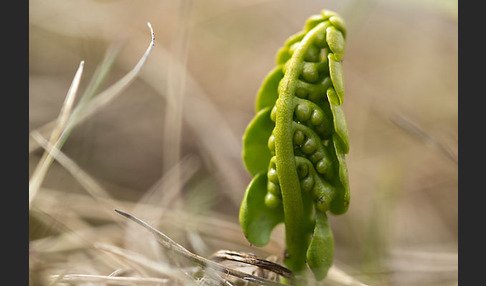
[159,2,194,244]
[95,242,196,284]
[50,274,170,285]
[50,22,155,144]
[67,22,155,126]
[29,22,153,155]
[29,61,84,209]
[28,42,122,154]
[29,22,155,210]
[162,0,193,171]
[28,120,57,154]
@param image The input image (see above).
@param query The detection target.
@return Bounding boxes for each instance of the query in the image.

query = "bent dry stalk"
[239,10,350,281]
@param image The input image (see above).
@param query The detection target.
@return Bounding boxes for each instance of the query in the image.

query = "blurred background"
[29,0,457,285]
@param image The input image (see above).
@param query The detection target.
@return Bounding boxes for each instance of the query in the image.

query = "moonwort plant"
[239,10,350,281]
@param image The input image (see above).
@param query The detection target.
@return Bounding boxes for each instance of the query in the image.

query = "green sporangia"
[239,10,350,281]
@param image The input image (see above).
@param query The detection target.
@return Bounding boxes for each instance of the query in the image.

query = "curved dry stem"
[115,209,289,286]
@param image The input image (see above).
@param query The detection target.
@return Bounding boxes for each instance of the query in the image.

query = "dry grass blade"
[161,0,194,222]
[29,60,84,209]
[29,22,153,153]
[29,22,155,210]
[50,273,170,285]
[95,243,194,284]
[211,250,294,281]
[68,22,155,126]
[29,42,122,154]
[114,209,290,286]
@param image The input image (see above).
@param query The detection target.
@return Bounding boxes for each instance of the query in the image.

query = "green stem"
[275,21,330,274]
